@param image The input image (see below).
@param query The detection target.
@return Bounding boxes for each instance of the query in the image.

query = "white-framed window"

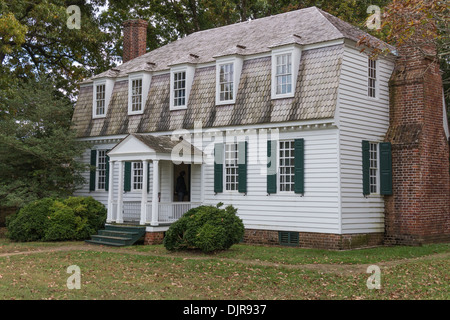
[275,54,292,95]
[128,72,151,115]
[95,84,106,116]
[225,143,239,191]
[132,162,143,190]
[92,78,114,118]
[170,65,195,111]
[279,140,295,192]
[173,71,186,107]
[219,63,234,102]
[131,78,143,112]
[369,142,378,193]
[271,45,301,100]
[215,56,243,106]
[368,58,377,98]
[97,150,107,190]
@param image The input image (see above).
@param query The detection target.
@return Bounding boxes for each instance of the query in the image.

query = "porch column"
[107,160,115,223]
[116,160,124,224]
[151,159,159,226]
[140,160,149,225]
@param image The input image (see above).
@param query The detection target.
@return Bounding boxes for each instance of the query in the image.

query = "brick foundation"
[144,231,165,245]
[243,229,384,250]
[144,229,383,250]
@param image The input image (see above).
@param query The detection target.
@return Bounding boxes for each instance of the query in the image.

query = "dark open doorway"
[173,163,191,202]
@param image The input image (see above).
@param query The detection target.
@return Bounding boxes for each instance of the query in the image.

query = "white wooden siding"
[75,126,340,234]
[201,128,340,234]
[337,44,395,234]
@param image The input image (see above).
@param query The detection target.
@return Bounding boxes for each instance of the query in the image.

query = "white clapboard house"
[71,7,449,248]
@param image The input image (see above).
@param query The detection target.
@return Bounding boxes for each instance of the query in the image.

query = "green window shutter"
[105,154,110,191]
[294,139,305,194]
[238,141,248,193]
[124,162,132,192]
[380,142,393,195]
[267,140,277,194]
[214,143,223,193]
[89,150,97,191]
[362,140,370,196]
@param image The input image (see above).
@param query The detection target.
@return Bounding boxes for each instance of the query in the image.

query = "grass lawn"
[0,239,449,300]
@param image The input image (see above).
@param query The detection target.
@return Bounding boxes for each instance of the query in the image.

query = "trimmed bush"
[164,203,244,253]
[43,200,78,241]
[6,198,54,242]
[6,196,106,242]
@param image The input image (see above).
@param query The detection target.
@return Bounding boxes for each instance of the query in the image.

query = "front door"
[173,163,190,202]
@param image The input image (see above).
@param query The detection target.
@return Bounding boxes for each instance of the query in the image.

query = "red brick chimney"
[122,19,148,63]
[385,41,450,245]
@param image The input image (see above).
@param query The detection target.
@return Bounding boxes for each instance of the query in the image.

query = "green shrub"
[164,203,244,253]
[6,196,106,242]
[63,196,107,235]
[6,198,54,242]
[43,200,78,241]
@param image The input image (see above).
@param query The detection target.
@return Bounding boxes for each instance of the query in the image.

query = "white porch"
[105,134,204,226]
[108,200,201,225]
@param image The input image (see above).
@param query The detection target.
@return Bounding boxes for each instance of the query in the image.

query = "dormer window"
[219,63,234,102]
[215,56,243,105]
[275,53,292,95]
[128,72,151,115]
[170,65,195,111]
[95,83,106,116]
[271,45,301,100]
[131,78,143,112]
[92,78,114,118]
[173,71,186,107]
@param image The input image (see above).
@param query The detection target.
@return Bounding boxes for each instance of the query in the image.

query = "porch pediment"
[107,134,203,163]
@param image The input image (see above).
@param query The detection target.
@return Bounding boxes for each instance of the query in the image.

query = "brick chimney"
[122,19,148,63]
[385,41,450,245]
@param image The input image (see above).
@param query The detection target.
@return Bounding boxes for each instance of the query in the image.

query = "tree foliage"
[358,0,450,107]
[0,75,89,208]
[0,0,116,99]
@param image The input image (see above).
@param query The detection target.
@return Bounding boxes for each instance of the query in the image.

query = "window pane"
[219,63,234,102]
[279,140,295,192]
[97,150,107,190]
[225,143,239,191]
[368,59,377,98]
[96,84,106,116]
[173,71,186,106]
[275,53,292,95]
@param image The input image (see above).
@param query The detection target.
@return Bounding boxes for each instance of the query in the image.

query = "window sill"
[92,115,106,119]
[170,106,187,111]
[128,111,144,116]
[216,100,235,106]
[271,93,295,100]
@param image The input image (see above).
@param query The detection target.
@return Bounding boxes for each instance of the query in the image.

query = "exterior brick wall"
[385,44,450,245]
[122,19,148,63]
[144,231,165,245]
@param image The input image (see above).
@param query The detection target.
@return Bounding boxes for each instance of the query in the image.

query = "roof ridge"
[314,7,344,38]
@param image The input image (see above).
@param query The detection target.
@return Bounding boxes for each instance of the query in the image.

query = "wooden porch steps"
[85,225,146,247]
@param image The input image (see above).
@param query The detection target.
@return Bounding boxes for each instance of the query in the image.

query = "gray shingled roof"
[72,6,389,138]
[86,6,390,81]
[72,44,343,138]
